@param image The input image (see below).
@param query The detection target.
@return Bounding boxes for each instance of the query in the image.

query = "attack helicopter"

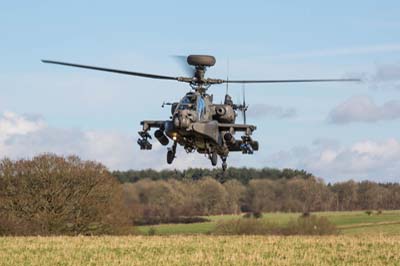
[42,55,359,170]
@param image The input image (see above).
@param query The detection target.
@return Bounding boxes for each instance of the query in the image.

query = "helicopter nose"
[174,116,180,127]
[174,111,192,129]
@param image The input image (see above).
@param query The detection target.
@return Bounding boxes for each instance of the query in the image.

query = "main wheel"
[222,162,227,171]
[210,152,218,166]
[167,150,174,164]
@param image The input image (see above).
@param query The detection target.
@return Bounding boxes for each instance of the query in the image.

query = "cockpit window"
[181,97,191,104]
[177,95,196,110]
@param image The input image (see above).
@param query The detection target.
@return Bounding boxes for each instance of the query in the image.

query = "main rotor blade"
[41,60,181,81]
[223,78,361,84]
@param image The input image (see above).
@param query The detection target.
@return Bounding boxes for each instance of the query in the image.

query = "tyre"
[210,152,218,166]
[222,162,227,171]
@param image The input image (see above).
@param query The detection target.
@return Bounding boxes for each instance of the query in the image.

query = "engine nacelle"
[212,104,235,123]
[224,132,235,145]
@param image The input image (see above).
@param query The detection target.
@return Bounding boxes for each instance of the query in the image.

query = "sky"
[1,0,400,182]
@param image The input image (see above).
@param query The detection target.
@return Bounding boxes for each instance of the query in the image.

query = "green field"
[2,211,400,265]
[137,210,400,235]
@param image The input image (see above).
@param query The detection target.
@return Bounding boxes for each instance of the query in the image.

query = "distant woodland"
[1,155,399,235]
[112,168,314,183]
[115,168,400,218]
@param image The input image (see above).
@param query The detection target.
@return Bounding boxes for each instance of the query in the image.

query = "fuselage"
[164,92,237,155]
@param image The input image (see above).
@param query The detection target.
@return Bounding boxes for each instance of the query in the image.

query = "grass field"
[1,211,400,265]
[1,235,400,265]
[137,210,400,235]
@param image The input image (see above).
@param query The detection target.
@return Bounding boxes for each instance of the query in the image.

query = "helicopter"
[42,55,359,171]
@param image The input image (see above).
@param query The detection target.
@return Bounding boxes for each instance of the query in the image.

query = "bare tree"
[0,154,129,235]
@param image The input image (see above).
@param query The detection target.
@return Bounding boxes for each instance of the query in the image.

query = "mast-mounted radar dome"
[187,55,216,67]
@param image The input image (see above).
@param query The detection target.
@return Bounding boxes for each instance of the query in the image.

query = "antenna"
[242,83,247,124]
[225,58,229,95]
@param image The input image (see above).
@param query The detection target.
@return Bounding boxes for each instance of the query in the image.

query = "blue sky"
[1,1,400,182]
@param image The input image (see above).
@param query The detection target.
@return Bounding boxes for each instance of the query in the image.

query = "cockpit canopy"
[175,92,207,121]
[177,93,196,110]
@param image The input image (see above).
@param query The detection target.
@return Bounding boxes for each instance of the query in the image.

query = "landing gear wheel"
[167,150,174,164]
[221,156,228,171]
[167,141,177,164]
[222,162,227,171]
[210,152,218,166]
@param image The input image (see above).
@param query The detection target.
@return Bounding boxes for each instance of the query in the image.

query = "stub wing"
[140,120,165,131]
[218,123,258,153]
[218,123,256,133]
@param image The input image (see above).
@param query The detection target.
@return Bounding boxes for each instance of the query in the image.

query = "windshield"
[177,95,196,110]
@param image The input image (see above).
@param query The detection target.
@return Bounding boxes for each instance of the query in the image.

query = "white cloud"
[0,111,212,170]
[266,138,400,182]
[2,112,400,181]
[370,62,400,90]
[0,112,45,140]
[328,95,400,124]
[346,62,400,90]
[372,63,400,83]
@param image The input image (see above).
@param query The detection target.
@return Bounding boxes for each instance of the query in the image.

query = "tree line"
[112,167,314,183]
[115,168,400,219]
[123,176,400,224]
[1,154,399,235]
